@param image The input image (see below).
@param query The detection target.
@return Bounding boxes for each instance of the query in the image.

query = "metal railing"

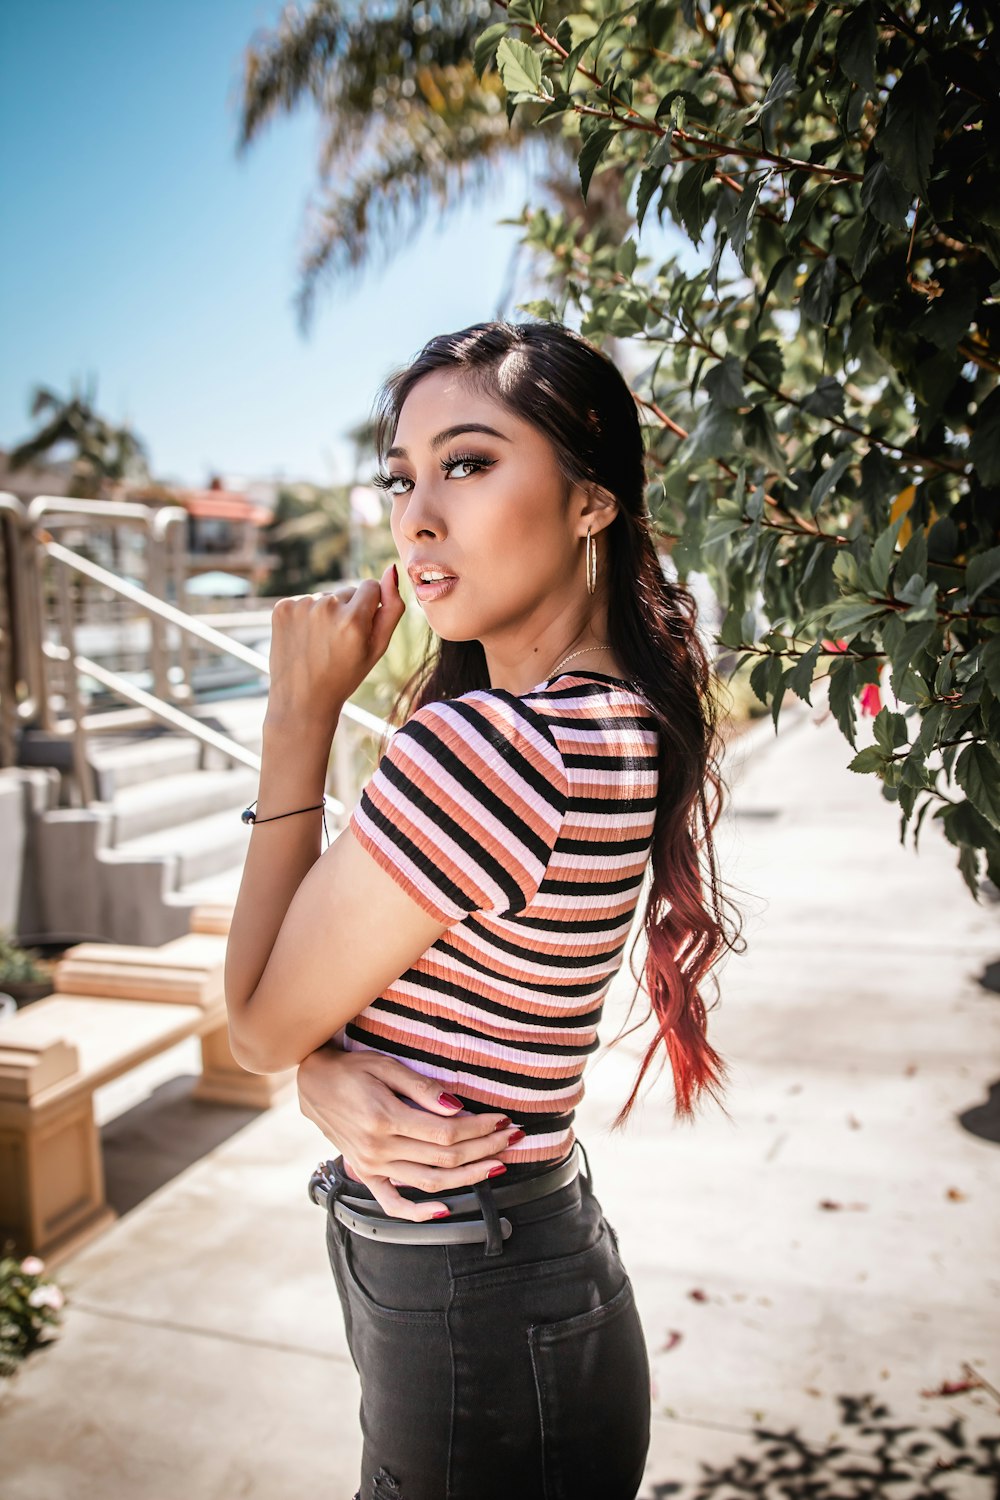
[0,492,393,816]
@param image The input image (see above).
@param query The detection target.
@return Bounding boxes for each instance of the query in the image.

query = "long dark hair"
[370,319,746,1126]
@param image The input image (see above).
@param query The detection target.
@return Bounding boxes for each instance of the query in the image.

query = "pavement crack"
[66,1298,353,1365]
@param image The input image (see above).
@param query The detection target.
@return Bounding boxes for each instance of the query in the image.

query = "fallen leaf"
[688,1287,708,1302]
[945,1186,967,1201]
[659,1329,683,1353]
[921,1377,978,1397]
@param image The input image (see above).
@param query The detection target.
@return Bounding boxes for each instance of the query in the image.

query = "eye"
[441,451,497,480]
[371,471,409,494]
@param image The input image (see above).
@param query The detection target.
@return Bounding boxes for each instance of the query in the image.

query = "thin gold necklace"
[548,642,614,678]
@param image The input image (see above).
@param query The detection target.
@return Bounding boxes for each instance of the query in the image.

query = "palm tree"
[236,0,633,330]
[7,377,151,500]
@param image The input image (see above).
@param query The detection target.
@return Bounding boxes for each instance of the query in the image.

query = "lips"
[407,562,458,583]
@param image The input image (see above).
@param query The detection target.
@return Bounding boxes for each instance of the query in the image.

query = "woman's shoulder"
[395,688,568,799]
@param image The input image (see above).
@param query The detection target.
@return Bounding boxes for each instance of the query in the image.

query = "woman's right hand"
[296,1044,523,1221]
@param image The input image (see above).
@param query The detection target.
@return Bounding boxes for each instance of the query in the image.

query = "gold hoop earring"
[586,526,597,595]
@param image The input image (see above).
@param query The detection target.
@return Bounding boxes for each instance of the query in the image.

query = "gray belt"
[312,1144,581,1246]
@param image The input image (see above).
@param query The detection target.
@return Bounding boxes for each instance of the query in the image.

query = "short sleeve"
[348,689,568,925]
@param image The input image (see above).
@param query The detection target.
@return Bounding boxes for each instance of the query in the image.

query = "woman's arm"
[224,713,459,1073]
[225,571,442,1069]
[297,1045,522,1221]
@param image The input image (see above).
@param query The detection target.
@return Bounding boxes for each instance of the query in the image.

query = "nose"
[396,483,445,543]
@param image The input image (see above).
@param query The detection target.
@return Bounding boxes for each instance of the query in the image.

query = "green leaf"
[676,158,716,248]
[889,619,937,693]
[810,449,854,514]
[635,164,664,232]
[922,278,978,351]
[786,640,822,703]
[848,744,888,774]
[760,63,800,113]
[680,401,738,464]
[860,157,911,231]
[800,254,838,326]
[729,171,769,271]
[578,126,616,203]
[836,1,877,94]
[745,339,784,386]
[827,657,863,750]
[496,37,544,99]
[896,578,938,621]
[801,376,845,419]
[983,636,1000,696]
[560,34,594,93]
[969,387,1000,488]
[752,253,793,333]
[956,742,1000,830]
[797,0,830,84]
[743,405,786,471]
[875,62,941,196]
[872,705,908,753]
[703,355,745,409]
[473,22,510,79]
[870,512,906,593]
[965,547,1000,607]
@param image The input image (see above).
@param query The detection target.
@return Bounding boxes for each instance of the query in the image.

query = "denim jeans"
[320,1142,651,1500]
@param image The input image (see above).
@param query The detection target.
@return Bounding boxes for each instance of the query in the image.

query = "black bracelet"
[242,798,330,848]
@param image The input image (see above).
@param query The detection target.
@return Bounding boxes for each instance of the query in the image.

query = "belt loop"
[472,1180,505,1257]
[576,1139,593,1188]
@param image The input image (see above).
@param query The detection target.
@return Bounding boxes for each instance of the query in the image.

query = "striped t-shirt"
[336,669,660,1166]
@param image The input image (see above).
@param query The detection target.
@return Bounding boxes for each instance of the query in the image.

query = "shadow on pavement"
[645,1393,1000,1498]
[958,1078,1000,1147]
[100,1075,260,1216]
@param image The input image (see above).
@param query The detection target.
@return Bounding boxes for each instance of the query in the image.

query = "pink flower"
[859,682,883,717]
[20,1255,45,1275]
[27,1283,64,1311]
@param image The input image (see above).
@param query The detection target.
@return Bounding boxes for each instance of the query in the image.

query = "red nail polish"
[487,1165,507,1178]
[438,1092,463,1109]
[506,1128,526,1144]
[432,1208,450,1219]
[496,1116,512,1129]
[392,563,399,588]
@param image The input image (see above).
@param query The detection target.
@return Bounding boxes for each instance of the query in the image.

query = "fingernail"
[391,563,398,588]
[432,1208,450,1219]
[438,1092,463,1109]
[506,1128,526,1144]
[487,1165,507,1178]
[496,1116,512,1128]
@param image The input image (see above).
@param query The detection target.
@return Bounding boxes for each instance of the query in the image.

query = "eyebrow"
[386,423,511,459]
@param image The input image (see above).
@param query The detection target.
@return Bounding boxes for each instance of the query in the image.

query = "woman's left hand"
[264,562,405,730]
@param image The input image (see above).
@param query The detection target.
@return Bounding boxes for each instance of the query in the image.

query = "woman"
[224,320,742,1500]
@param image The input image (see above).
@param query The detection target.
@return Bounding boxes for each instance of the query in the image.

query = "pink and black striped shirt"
[336,669,660,1166]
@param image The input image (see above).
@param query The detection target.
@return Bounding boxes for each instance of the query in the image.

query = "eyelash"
[371,451,497,494]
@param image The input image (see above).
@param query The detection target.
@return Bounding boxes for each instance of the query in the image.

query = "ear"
[576,480,619,535]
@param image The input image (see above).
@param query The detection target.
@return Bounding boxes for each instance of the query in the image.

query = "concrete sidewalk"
[2,698,998,1498]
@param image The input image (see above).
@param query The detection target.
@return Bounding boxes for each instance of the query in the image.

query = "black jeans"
[320,1142,651,1500]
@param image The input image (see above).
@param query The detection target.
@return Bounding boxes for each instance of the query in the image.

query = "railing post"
[146,518,170,702]
[54,559,96,806]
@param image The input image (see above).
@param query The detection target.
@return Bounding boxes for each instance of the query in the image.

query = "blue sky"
[1,1,690,490]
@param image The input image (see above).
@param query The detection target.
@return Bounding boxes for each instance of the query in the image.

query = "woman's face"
[381,367,603,677]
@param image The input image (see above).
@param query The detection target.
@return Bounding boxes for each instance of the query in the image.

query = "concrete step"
[107,806,252,889]
[165,864,246,915]
[107,767,260,843]
[88,734,204,796]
